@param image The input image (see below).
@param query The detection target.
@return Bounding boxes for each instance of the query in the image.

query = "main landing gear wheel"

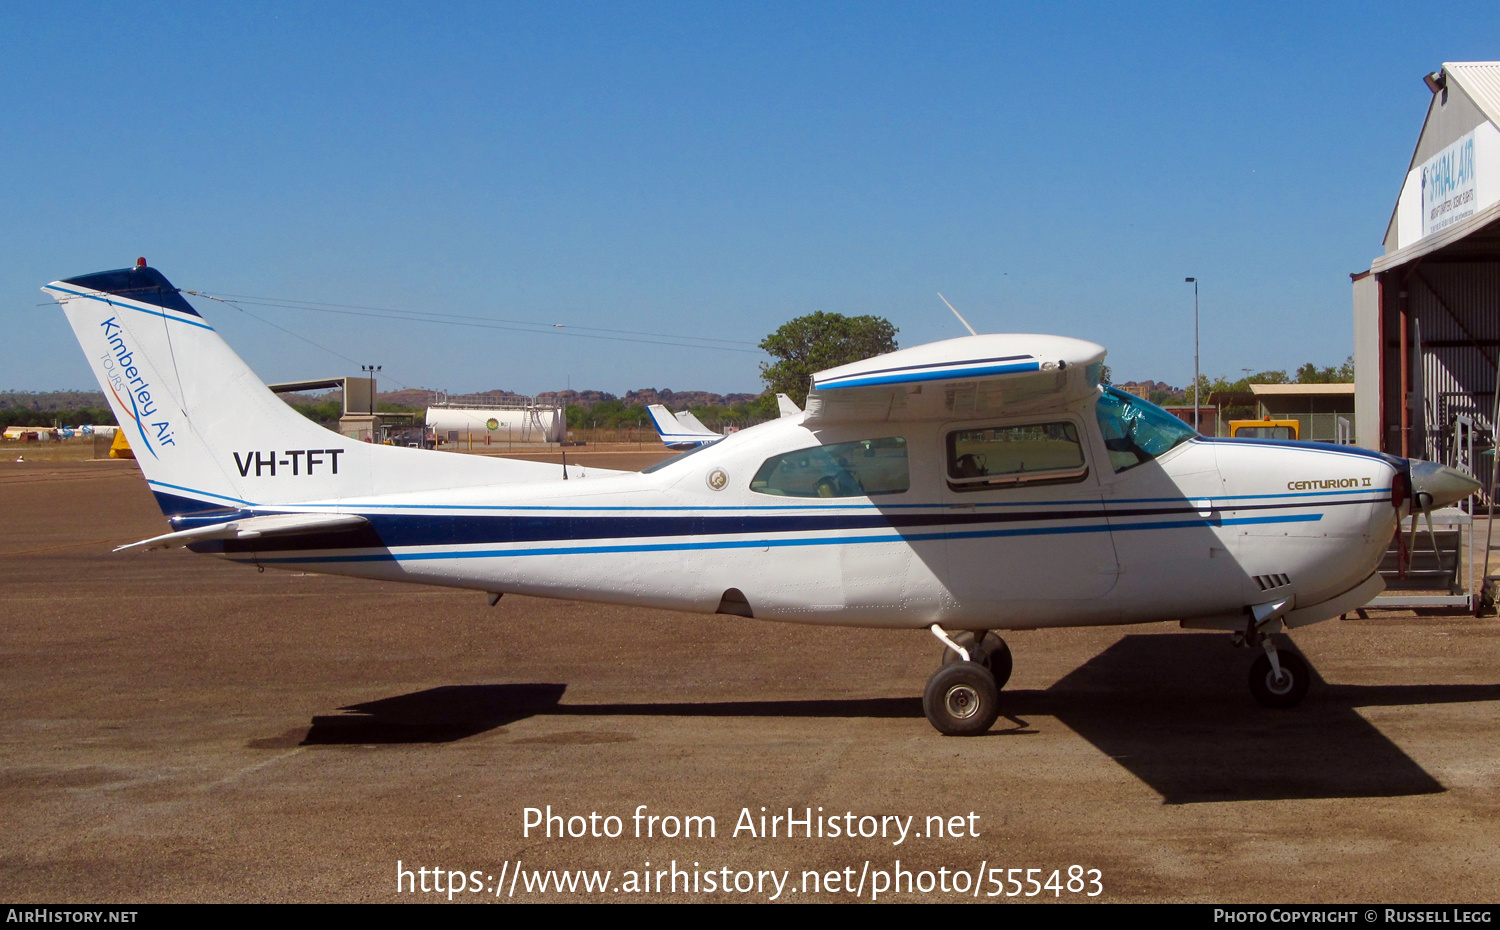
[938,631,1013,689]
[1248,650,1309,708]
[923,662,1000,736]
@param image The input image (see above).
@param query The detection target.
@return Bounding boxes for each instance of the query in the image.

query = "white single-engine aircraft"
[46,263,1482,735]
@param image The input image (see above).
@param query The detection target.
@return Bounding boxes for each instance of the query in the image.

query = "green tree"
[1295,357,1354,384]
[759,312,899,406]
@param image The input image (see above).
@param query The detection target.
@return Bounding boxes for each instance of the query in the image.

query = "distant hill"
[620,388,761,408]
[1115,380,1181,396]
[443,388,762,410]
[1,386,762,415]
[0,390,110,411]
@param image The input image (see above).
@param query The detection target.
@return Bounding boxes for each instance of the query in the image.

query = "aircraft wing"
[803,334,1106,424]
[645,404,720,450]
[115,512,371,552]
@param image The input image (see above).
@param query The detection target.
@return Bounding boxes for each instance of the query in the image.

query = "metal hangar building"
[1353,61,1500,468]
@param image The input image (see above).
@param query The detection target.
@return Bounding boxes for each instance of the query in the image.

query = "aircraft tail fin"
[776,393,802,418]
[645,404,718,449]
[46,264,605,520]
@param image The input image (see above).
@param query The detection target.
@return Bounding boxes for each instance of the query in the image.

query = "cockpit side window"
[1094,386,1198,472]
[751,437,909,498]
[946,421,1087,490]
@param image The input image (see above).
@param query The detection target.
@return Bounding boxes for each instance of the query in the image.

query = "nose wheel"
[1248,648,1309,708]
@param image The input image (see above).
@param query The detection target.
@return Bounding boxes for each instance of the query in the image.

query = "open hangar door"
[1358,255,1500,466]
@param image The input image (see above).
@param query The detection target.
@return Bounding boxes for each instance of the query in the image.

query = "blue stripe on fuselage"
[222,512,1325,565]
[198,496,1377,554]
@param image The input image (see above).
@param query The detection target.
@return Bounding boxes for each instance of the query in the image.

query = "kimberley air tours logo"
[98,317,175,459]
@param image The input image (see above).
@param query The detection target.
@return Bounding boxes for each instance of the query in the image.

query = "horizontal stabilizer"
[674,409,712,433]
[115,512,370,552]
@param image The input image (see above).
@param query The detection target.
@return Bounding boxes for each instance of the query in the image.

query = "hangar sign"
[1397,121,1500,248]
[1422,130,1477,237]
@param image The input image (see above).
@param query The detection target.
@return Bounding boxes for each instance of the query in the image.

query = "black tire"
[939,632,1014,689]
[1248,650,1310,708]
[923,662,1000,736]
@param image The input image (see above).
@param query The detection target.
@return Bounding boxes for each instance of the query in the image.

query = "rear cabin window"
[750,437,909,498]
[946,422,1087,489]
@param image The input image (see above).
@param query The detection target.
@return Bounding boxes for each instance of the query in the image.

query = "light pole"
[1184,278,1199,431]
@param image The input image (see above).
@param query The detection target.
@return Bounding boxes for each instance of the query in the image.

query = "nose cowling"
[1408,459,1484,510]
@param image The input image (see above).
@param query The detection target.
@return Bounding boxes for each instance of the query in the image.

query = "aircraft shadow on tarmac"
[283,633,1499,805]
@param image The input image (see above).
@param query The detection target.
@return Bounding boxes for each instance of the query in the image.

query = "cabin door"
[938,417,1119,620]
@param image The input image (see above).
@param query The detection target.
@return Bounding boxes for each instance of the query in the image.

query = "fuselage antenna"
[938,293,978,336]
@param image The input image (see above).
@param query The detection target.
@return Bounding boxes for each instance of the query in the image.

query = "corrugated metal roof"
[1446,62,1500,126]
[1249,384,1356,396]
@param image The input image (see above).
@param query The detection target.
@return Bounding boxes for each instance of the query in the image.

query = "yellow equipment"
[1228,418,1299,440]
[109,430,135,459]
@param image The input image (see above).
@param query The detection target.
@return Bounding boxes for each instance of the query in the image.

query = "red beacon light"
[136,257,147,268]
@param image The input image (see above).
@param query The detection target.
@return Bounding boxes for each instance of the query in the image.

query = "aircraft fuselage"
[192,399,1400,633]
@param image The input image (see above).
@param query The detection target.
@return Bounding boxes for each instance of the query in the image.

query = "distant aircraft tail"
[776,394,802,418]
[45,264,600,520]
[645,404,719,450]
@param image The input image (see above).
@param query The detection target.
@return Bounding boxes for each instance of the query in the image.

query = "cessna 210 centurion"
[45,262,1481,735]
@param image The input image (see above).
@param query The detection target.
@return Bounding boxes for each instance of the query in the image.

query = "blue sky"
[5,2,1498,397]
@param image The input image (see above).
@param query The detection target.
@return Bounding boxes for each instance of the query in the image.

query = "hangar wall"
[1352,273,1381,450]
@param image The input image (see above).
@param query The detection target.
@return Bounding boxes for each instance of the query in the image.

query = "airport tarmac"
[2,457,1498,903]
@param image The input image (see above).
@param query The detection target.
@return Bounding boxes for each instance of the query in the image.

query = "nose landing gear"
[1247,642,1310,708]
[1232,597,1310,708]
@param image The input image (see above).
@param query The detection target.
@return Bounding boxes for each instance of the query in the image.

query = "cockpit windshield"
[1094,386,1198,472]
